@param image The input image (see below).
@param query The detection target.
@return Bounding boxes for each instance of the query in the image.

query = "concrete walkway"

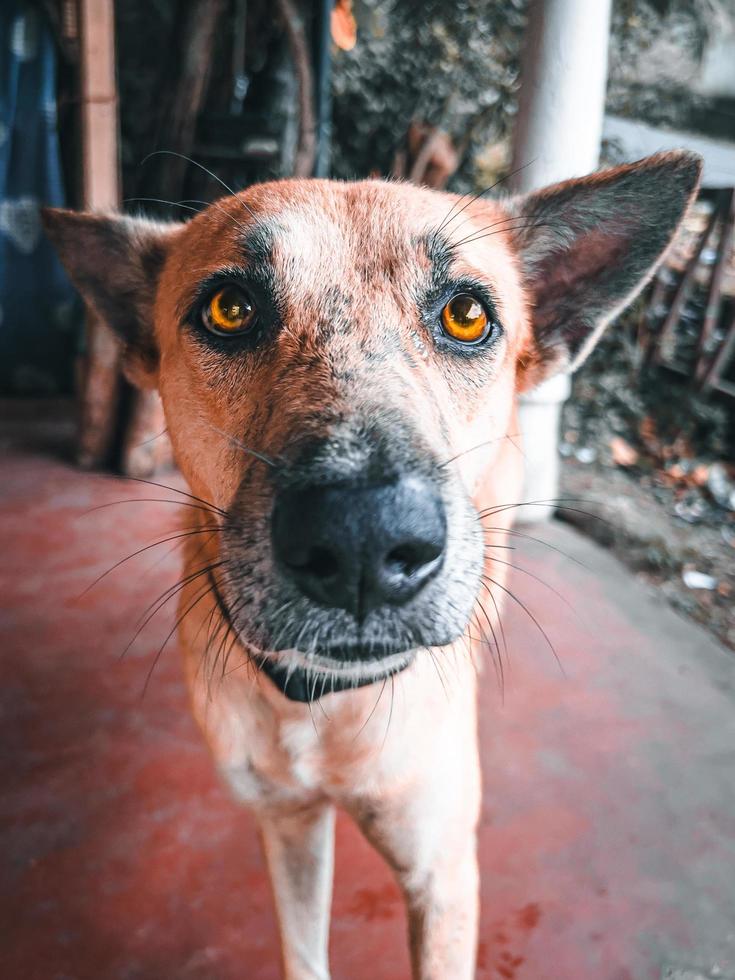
[1,411,734,980]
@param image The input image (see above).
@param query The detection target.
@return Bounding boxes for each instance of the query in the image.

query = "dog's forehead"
[255,179,441,233]
[247,181,439,283]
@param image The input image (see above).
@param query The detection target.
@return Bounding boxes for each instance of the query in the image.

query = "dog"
[44,150,700,979]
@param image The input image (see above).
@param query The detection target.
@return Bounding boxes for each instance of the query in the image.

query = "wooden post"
[120,1,227,478]
[77,0,121,468]
[146,0,227,199]
[695,188,735,382]
[277,0,316,178]
[647,195,721,367]
[702,311,735,396]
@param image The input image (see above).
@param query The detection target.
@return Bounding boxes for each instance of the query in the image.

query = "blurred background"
[1,3,735,978]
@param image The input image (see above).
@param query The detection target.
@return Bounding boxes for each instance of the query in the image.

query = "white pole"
[512,0,612,521]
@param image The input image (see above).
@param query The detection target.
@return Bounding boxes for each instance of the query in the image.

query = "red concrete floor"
[1,403,735,980]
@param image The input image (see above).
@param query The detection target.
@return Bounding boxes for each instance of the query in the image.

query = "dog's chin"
[256,646,416,703]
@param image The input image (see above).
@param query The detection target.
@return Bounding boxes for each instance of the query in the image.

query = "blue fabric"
[0,1,79,394]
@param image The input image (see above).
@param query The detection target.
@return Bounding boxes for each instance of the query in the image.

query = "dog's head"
[44,152,700,699]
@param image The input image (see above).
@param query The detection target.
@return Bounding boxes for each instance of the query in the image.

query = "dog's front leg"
[259,800,335,980]
[350,733,481,980]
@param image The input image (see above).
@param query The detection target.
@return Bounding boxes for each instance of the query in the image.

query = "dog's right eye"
[202,285,256,336]
[441,293,490,344]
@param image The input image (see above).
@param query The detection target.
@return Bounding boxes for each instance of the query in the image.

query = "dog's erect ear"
[41,209,178,388]
[509,151,702,387]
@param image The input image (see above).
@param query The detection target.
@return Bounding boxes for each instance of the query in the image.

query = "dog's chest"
[210,689,390,807]
[220,718,321,804]
[188,649,477,810]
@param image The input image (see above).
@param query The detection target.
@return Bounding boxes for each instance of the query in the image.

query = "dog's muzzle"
[239,474,442,701]
[219,423,482,703]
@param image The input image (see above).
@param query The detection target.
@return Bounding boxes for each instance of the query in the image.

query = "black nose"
[271,476,446,619]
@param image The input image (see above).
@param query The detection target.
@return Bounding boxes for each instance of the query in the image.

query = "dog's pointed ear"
[509,151,702,388]
[41,208,179,388]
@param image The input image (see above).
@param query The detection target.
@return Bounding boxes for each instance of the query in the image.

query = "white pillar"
[512,0,612,520]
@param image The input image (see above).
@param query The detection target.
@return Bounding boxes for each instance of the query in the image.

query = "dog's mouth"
[259,646,414,702]
[209,571,415,702]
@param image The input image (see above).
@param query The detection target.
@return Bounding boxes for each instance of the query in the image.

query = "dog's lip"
[259,644,416,680]
[258,649,413,703]
[271,641,414,664]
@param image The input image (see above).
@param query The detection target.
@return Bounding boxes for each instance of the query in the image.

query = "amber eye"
[440,293,490,344]
[203,285,255,335]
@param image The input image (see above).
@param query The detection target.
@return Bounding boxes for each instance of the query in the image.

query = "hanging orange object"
[331,0,356,51]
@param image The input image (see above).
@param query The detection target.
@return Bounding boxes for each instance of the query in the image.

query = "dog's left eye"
[440,293,490,344]
[203,285,256,335]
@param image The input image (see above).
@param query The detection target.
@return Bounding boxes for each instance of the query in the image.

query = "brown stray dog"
[45,151,700,979]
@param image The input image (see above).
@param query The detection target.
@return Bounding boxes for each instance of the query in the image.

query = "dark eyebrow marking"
[240,221,277,270]
[419,230,454,285]
[418,228,502,313]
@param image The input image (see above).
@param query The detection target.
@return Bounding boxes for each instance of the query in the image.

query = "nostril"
[287,545,340,580]
[386,540,443,578]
